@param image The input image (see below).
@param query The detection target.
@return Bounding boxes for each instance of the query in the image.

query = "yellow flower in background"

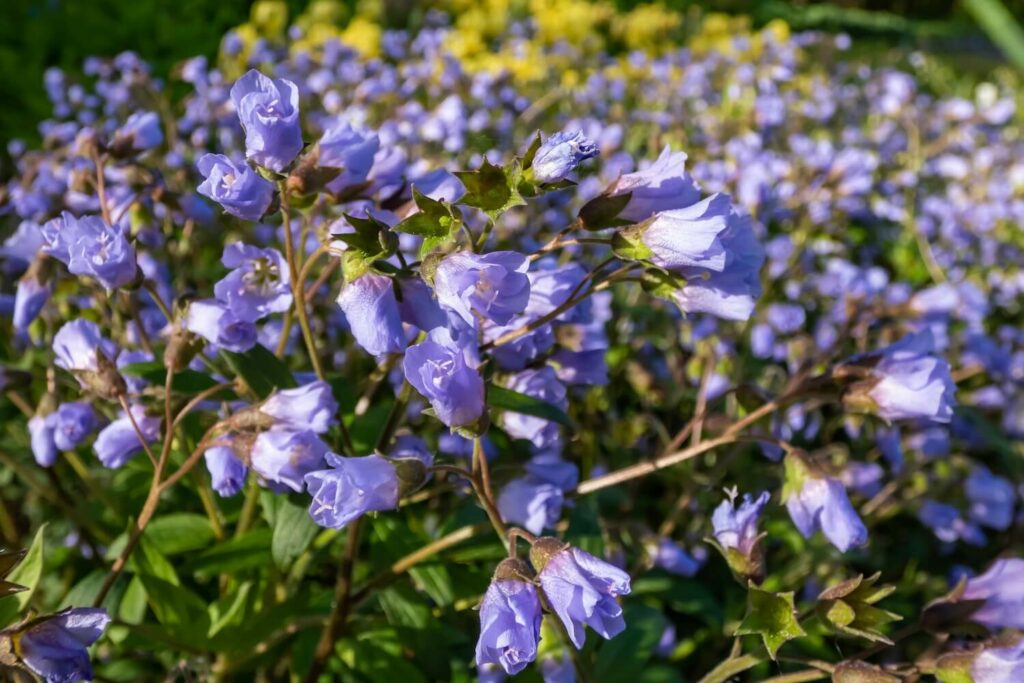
[340,16,382,57]
[530,0,613,48]
[251,0,290,41]
[612,3,682,54]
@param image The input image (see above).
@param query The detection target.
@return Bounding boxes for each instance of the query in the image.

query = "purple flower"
[204,445,247,497]
[608,146,701,222]
[918,501,986,546]
[497,478,565,535]
[531,129,598,183]
[185,299,257,352]
[784,456,867,553]
[13,273,50,332]
[304,454,398,528]
[649,539,702,577]
[53,319,119,376]
[403,327,485,429]
[395,276,446,332]
[840,331,956,423]
[712,490,770,557]
[336,273,405,356]
[499,367,567,449]
[319,120,379,188]
[196,154,275,221]
[29,415,58,467]
[550,349,609,386]
[964,559,1024,630]
[260,380,337,433]
[15,607,110,683]
[973,639,1024,682]
[433,251,530,327]
[670,210,764,322]
[532,539,632,648]
[41,213,137,289]
[965,467,1016,531]
[113,111,163,151]
[52,402,98,451]
[539,653,575,683]
[230,69,303,172]
[213,243,291,322]
[251,430,328,492]
[93,405,160,469]
[641,194,732,271]
[476,558,542,675]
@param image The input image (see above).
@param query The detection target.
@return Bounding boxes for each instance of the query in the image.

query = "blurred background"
[2,0,1022,147]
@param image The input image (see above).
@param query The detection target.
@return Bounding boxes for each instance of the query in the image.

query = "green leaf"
[963,0,1024,73]
[130,534,180,586]
[487,385,571,427]
[0,524,46,627]
[208,581,254,638]
[119,363,234,399]
[271,495,319,570]
[394,188,461,238]
[378,584,432,628]
[593,604,667,680]
[118,577,148,625]
[137,574,211,646]
[144,514,216,556]
[59,569,109,610]
[735,586,806,659]
[182,529,273,580]
[456,160,512,212]
[220,344,296,399]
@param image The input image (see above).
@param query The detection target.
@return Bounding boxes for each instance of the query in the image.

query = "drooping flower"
[838,331,956,423]
[184,299,257,353]
[783,454,867,553]
[112,111,163,152]
[433,251,531,327]
[403,327,485,429]
[29,414,58,468]
[51,402,99,452]
[304,453,399,528]
[497,478,565,535]
[53,319,119,375]
[336,273,405,356]
[499,367,567,449]
[641,194,732,272]
[230,69,303,172]
[973,638,1024,682]
[532,538,632,649]
[963,558,1024,630]
[250,430,328,492]
[213,243,291,322]
[648,539,703,577]
[712,490,770,557]
[319,120,380,189]
[93,405,161,469]
[965,466,1016,531]
[13,273,50,333]
[531,129,598,183]
[204,445,248,497]
[13,607,110,683]
[669,210,764,322]
[607,146,701,222]
[41,212,137,289]
[259,380,337,434]
[475,558,542,675]
[197,154,275,222]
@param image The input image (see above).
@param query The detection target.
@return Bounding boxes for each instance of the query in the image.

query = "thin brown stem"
[118,394,158,468]
[305,519,362,683]
[280,187,325,379]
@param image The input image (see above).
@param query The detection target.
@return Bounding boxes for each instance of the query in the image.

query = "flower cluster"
[1,2,1023,681]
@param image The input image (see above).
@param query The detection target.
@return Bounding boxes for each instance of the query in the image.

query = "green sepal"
[734,585,806,659]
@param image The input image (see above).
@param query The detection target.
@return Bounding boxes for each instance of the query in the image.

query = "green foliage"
[735,586,806,659]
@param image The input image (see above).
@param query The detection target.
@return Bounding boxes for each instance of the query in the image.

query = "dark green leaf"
[593,604,667,680]
[137,574,211,647]
[220,344,296,399]
[143,514,216,556]
[488,385,571,427]
[0,524,46,627]
[183,529,273,579]
[119,363,234,399]
[394,187,461,238]
[271,495,319,570]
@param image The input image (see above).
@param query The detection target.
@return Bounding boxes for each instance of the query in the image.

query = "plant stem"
[305,519,362,683]
[279,186,325,379]
[697,653,763,683]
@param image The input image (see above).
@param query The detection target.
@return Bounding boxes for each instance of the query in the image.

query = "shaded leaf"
[488,385,571,427]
